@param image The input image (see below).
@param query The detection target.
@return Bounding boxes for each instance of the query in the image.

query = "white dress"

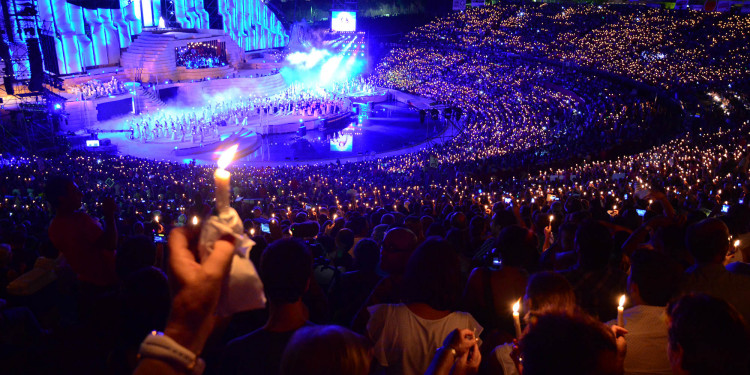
[367,303,483,375]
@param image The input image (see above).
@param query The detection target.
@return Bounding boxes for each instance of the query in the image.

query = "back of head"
[685,218,730,264]
[496,225,537,268]
[121,267,170,344]
[352,238,379,272]
[281,325,372,375]
[260,239,313,304]
[403,237,461,311]
[116,235,157,280]
[521,312,619,375]
[335,228,355,251]
[450,212,467,230]
[667,293,750,374]
[44,175,74,210]
[630,250,682,306]
[575,220,614,269]
[379,227,418,275]
[525,271,576,314]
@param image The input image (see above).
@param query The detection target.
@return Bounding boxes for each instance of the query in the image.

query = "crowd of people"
[124,81,360,142]
[175,44,229,70]
[1,3,750,375]
[403,3,750,92]
[69,76,127,100]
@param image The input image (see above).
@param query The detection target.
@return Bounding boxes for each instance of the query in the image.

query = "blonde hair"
[281,325,372,375]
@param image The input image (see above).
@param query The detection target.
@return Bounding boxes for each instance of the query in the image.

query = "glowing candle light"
[250,228,255,236]
[617,295,626,327]
[192,216,199,226]
[214,144,238,214]
[512,299,522,338]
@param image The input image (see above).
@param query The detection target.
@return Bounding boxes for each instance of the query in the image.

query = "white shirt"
[367,303,483,375]
[607,305,671,375]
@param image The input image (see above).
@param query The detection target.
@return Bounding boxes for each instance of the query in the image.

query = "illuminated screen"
[331,11,356,32]
[330,134,353,152]
[86,140,100,147]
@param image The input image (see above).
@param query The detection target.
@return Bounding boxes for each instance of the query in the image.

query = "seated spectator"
[280,325,372,375]
[562,220,626,321]
[220,239,314,375]
[489,271,577,375]
[606,250,682,375]
[462,225,535,350]
[115,235,156,280]
[519,311,626,375]
[667,294,750,375]
[367,237,482,375]
[330,239,383,326]
[682,218,750,321]
[45,176,118,289]
[352,227,418,333]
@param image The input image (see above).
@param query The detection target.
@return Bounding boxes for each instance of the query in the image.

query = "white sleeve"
[367,304,391,367]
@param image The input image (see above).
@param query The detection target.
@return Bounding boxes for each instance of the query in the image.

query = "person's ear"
[668,340,686,375]
[628,281,640,301]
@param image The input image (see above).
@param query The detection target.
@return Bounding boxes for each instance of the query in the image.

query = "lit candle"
[549,214,554,224]
[214,144,238,214]
[617,295,626,327]
[250,228,255,236]
[192,216,199,226]
[512,299,522,338]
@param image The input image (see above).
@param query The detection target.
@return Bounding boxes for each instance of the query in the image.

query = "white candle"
[512,299,522,338]
[617,295,626,327]
[214,144,238,214]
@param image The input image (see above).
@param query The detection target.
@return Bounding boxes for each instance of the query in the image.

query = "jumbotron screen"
[331,11,357,32]
[330,134,353,152]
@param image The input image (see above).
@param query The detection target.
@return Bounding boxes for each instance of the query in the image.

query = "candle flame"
[250,228,255,236]
[217,144,239,170]
[619,295,626,308]
[192,216,198,225]
[549,214,554,222]
[735,239,741,248]
[513,299,520,314]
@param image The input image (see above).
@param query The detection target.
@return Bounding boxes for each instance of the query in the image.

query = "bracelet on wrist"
[138,331,206,375]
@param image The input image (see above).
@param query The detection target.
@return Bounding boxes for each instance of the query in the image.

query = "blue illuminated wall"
[37,0,287,75]
[217,0,288,51]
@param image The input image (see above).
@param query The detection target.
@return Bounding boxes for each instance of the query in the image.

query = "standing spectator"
[606,250,682,375]
[667,294,750,375]
[367,238,482,375]
[682,218,750,321]
[219,239,313,375]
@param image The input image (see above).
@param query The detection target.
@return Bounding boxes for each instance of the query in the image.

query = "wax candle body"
[513,311,522,338]
[215,168,231,213]
[617,306,624,327]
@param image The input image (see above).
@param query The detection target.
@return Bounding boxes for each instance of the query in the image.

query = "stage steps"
[135,87,166,113]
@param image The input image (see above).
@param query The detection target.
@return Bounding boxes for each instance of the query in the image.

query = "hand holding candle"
[512,299,522,338]
[617,294,626,327]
